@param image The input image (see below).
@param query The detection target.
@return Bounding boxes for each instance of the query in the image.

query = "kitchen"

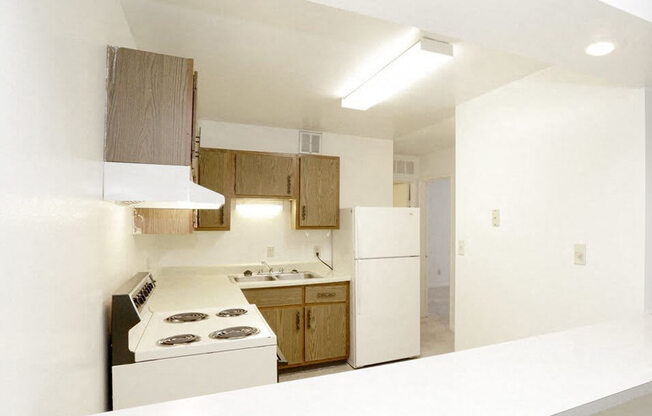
[3,1,652,416]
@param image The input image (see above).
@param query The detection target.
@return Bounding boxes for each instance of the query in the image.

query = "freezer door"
[354,207,419,259]
[351,256,420,368]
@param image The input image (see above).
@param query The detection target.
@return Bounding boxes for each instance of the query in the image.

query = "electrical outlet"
[492,209,500,227]
[574,244,586,266]
[458,240,466,256]
[313,245,321,256]
[266,246,275,258]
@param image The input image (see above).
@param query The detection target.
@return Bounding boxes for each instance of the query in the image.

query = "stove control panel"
[132,277,156,310]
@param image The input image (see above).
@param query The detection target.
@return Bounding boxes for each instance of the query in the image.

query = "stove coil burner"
[217,308,248,317]
[209,326,260,340]
[165,312,209,323]
[157,334,200,346]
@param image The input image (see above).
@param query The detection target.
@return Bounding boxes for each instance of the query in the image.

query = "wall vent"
[394,159,415,175]
[299,131,322,154]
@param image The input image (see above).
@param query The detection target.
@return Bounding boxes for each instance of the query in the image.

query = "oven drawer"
[305,285,348,303]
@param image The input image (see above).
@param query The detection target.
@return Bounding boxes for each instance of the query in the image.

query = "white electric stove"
[111,273,278,410]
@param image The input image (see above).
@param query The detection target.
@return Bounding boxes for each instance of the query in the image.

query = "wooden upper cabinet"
[134,209,194,234]
[234,152,297,198]
[197,148,234,230]
[105,47,193,166]
[297,155,340,228]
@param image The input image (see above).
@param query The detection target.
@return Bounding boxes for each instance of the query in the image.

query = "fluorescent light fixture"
[236,200,283,219]
[341,38,453,111]
[585,41,616,56]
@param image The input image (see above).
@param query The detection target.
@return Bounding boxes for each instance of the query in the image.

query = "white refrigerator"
[334,207,420,368]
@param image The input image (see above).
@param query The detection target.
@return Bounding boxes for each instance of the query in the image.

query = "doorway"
[420,177,455,357]
[426,178,451,321]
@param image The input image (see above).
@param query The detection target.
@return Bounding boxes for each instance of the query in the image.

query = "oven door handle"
[276,347,288,365]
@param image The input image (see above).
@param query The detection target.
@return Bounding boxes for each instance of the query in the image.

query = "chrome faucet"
[261,260,273,273]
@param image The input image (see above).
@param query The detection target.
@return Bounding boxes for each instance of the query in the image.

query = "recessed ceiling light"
[585,41,616,56]
[341,38,453,111]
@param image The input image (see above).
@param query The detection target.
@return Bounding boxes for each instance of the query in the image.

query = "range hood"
[103,162,224,209]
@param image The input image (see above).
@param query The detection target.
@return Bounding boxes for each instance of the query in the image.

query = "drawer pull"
[287,175,292,194]
[317,292,336,298]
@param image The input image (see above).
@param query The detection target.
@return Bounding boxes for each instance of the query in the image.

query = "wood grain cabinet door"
[105,47,193,166]
[196,148,234,230]
[234,152,297,197]
[298,155,340,228]
[305,303,347,362]
[260,307,304,366]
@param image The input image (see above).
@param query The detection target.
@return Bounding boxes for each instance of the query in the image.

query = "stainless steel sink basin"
[274,273,305,280]
[231,271,324,283]
[232,275,276,282]
[274,272,324,280]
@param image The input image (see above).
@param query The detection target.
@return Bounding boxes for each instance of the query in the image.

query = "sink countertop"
[96,314,652,416]
[148,262,350,311]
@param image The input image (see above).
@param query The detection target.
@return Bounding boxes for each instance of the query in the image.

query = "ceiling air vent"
[299,131,322,154]
[394,159,415,175]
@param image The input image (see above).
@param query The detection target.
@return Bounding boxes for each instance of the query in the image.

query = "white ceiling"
[120,0,548,154]
[309,0,652,88]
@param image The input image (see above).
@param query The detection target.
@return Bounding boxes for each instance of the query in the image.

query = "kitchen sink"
[230,271,324,283]
[232,275,276,282]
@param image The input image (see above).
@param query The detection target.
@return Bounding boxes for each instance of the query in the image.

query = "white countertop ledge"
[99,314,652,416]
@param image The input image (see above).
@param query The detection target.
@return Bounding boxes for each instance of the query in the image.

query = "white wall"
[0,1,144,415]
[455,67,646,350]
[646,88,652,314]
[139,120,393,268]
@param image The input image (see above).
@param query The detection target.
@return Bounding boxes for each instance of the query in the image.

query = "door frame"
[419,175,455,330]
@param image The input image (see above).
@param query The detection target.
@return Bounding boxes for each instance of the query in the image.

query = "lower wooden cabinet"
[260,307,304,365]
[243,283,349,369]
[305,303,347,362]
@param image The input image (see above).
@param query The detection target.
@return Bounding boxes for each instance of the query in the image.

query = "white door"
[351,256,420,368]
[354,207,420,259]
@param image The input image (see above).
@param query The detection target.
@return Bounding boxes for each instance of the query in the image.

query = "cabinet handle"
[301,205,306,221]
[220,207,225,225]
[307,309,312,329]
[317,292,336,298]
[296,310,300,330]
[287,175,292,195]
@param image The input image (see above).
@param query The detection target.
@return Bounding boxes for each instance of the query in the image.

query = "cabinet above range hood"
[103,162,224,209]
[103,46,223,210]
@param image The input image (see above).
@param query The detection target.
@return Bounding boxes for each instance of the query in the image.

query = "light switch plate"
[574,244,586,265]
[266,246,275,258]
[458,240,466,256]
[492,209,500,227]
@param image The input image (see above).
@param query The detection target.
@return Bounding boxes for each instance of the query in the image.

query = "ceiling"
[120,0,548,154]
[308,0,652,88]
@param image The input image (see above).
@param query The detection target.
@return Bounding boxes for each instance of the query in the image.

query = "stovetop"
[134,304,276,362]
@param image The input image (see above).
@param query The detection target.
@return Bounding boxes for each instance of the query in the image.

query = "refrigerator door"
[354,207,420,259]
[350,256,420,368]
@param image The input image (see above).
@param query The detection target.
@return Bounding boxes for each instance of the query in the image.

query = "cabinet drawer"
[243,287,303,307]
[305,285,348,303]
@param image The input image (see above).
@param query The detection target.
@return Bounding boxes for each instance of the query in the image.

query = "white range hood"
[103,162,224,209]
